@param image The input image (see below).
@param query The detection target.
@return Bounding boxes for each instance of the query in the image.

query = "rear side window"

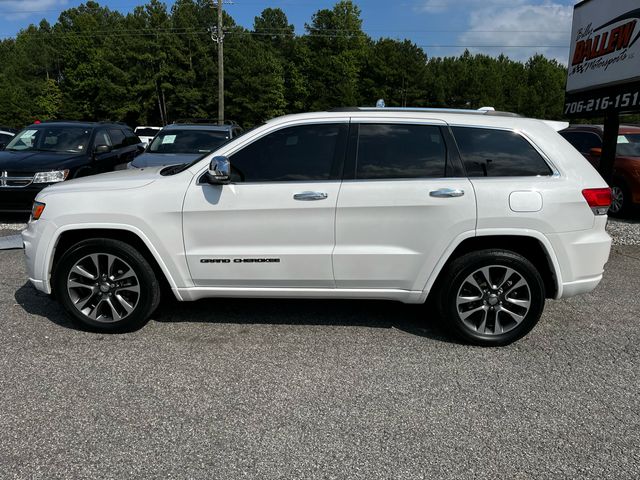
[452,127,552,177]
[356,124,446,179]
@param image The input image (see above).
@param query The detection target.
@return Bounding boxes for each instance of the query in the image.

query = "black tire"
[53,238,161,332]
[608,181,630,217]
[435,249,545,346]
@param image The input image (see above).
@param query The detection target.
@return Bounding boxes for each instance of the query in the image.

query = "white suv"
[22,108,612,345]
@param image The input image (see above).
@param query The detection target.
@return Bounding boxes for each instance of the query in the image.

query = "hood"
[37,166,165,199]
[131,152,202,168]
[0,150,87,171]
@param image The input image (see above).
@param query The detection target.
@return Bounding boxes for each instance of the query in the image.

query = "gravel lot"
[0,222,639,479]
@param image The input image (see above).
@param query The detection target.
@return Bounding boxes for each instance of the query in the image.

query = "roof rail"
[328,106,521,117]
[173,118,239,126]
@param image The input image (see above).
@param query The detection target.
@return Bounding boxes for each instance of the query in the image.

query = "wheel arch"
[48,226,180,300]
[422,232,562,303]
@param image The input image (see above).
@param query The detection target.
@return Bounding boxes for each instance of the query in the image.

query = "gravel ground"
[607,217,640,245]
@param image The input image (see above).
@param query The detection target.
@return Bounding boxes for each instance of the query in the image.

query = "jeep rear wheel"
[53,239,160,332]
[436,249,545,346]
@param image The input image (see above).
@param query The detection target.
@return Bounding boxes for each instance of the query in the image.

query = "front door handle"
[293,191,328,201]
[429,188,465,198]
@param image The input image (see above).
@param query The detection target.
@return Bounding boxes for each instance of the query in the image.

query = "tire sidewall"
[440,250,545,346]
[53,239,158,332]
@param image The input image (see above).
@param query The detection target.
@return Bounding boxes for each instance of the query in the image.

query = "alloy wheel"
[67,253,141,323]
[609,186,624,214]
[456,265,532,336]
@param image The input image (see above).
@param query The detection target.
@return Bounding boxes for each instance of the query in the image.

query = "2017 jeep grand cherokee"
[22,108,612,346]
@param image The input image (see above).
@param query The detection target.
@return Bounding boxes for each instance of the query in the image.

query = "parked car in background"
[24,108,611,346]
[559,125,640,215]
[129,121,243,169]
[134,126,161,147]
[0,121,143,212]
[0,126,16,148]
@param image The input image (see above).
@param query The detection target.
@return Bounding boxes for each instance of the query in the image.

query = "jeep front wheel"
[53,238,160,332]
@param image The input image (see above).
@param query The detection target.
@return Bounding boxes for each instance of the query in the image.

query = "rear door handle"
[429,188,465,198]
[293,191,328,201]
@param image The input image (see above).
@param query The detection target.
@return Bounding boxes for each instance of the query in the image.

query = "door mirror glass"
[590,147,602,156]
[94,144,111,155]
[0,142,6,151]
[206,156,231,184]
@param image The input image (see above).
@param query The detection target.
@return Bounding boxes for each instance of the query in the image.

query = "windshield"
[135,127,161,137]
[148,129,230,154]
[617,134,640,157]
[6,126,91,153]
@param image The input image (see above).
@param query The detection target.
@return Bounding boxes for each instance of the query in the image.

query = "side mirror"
[94,144,112,155]
[590,147,602,156]
[0,143,6,151]
[205,156,231,184]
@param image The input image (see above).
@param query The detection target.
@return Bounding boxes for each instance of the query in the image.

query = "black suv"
[0,121,143,212]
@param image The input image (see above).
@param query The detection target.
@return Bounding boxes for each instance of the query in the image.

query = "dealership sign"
[565,0,640,117]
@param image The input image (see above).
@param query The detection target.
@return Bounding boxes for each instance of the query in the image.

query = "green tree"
[35,78,63,120]
[361,38,429,107]
[304,1,367,110]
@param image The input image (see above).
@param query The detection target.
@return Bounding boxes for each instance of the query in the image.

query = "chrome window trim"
[447,123,561,178]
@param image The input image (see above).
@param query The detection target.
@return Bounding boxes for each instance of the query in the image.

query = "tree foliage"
[0,0,575,129]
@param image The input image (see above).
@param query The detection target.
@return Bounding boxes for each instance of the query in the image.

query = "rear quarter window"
[452,126,552,177]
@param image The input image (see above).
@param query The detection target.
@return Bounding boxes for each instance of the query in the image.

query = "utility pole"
[209,1,225,125]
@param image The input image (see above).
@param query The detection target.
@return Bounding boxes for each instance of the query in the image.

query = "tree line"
[0,0,571,129]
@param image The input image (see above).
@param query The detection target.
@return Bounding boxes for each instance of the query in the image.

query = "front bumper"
[22,217,57,294]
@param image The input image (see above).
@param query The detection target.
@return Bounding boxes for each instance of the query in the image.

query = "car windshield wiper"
[160,163,190,176]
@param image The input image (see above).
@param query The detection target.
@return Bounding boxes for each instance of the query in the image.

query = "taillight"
[582,188,611,215]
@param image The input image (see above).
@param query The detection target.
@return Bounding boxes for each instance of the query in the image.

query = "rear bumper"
[561,275,603,298]
[546,217,611,299]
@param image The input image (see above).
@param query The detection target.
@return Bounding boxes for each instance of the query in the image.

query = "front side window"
[108,129,126,149]
[452,127,552,177]
[123,129,141,146]
[230,124,344,182]
[149,129,230,154]
[356,124,446,179]
[5,127,91,153]
[96,130,112,147]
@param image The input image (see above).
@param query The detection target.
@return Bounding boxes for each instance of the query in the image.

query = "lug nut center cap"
[99,283,111,293]
[487,294,499,306]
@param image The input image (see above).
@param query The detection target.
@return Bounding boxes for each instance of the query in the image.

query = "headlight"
[33,170,69,184]
[31,201,46,220]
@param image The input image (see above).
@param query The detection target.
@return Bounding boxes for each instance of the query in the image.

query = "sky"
[0,0,579,64]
